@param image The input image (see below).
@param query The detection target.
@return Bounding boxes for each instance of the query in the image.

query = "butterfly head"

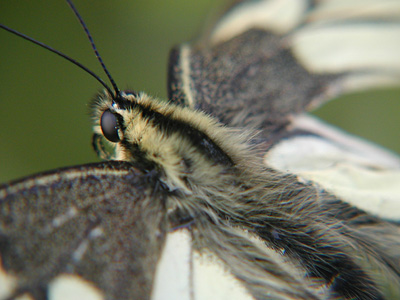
[92,90,159,162]
[91,90,253,192]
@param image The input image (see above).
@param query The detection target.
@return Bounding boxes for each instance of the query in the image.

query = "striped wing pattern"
[0,162,168,299]
[169,0,400,130]
[1,0,400,300]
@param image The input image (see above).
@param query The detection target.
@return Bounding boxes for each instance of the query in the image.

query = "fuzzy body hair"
[90,90,400,300]
[91,91,258,193]
[1,0,400,299]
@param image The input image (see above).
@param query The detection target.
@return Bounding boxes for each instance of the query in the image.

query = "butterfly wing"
[0,161,168,299]
[0,162,325,300]
[168,0,400,130]
[168,0,400,221]
[2,1,400,299]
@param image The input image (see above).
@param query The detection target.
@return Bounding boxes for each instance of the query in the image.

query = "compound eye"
[100,110,120,143]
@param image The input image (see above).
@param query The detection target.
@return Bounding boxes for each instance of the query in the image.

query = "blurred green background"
[0,0,399,183]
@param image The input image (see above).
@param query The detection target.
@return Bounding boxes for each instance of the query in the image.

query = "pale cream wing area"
[151,229,255,300]
[265,114,400,221]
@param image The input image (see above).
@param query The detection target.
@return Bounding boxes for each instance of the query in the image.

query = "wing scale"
[0,162,168,300]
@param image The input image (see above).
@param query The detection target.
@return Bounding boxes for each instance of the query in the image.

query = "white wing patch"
[192,250,254,300]
[151,229,192,300]
[210,0,308,44]
[292,26,400,73]
[208,0,400,93]
[340,73,400,94]
[46,207,78,233]
[291,0,400,92]
[287,114,400,169]
[48,274,104,300]
[180,44,196,109]
[0,260,105,300]
[308,0,400,21]
[72,227,104,263]
[0,257,17,300]
[151,229,254,300]
[265,115,400,220]
[14,294,35,300]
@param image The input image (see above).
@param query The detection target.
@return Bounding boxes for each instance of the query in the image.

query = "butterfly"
[1,0,400,300]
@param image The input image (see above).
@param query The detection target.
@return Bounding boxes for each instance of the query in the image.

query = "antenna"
[66,0,121,97]
[0,24,115,97]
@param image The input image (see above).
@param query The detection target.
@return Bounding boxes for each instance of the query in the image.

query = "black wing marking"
[165,174,400,299]
[167,0,400,223]
[168,29,336,132]
[168,0,400,132]
[0,161,168,300]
